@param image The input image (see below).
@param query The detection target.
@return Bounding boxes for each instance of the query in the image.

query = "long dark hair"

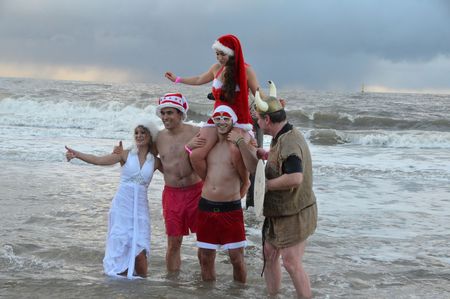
[221,56,237,104]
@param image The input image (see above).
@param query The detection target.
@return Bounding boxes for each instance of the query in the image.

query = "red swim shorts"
[196,197,247,250]
[162,181,203,236]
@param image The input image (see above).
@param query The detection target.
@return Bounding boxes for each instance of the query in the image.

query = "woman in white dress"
[65,118,160,279]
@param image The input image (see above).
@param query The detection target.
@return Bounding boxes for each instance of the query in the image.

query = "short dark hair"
[265,109,286,123]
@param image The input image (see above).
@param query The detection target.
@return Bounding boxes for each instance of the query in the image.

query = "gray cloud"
[0,0,449,91]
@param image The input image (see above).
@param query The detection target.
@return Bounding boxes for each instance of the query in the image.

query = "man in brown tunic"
[254,92,318,298]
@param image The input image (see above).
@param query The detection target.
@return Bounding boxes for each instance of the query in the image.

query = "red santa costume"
[208,34,253,131]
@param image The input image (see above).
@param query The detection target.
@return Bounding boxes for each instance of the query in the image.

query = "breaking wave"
[306,129,450,148]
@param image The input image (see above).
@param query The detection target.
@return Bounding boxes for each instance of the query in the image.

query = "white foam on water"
[2,78,450,298]
[0,97,163,136]
[1,244,63,272]
[341,130,450,148]
[305,128,450,148]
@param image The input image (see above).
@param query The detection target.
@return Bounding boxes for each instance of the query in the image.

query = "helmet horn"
[268,80,277,97]
[255,89,268,112]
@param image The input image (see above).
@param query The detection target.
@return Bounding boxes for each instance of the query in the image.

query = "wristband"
[235,137,244,146]
[175,76,182,84]
[184,144,192,155]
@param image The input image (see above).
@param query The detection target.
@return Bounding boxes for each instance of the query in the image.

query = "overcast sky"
[1,0,449,93]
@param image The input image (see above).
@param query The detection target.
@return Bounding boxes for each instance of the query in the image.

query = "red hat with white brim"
[156,93,189,120]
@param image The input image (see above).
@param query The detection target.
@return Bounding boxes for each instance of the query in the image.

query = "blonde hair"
[129,118,160,160]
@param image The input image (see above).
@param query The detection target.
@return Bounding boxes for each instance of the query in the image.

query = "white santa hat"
[129,117,159,160]
[132,117,159,140]
[211,105,238,124]
[156,92,189,120]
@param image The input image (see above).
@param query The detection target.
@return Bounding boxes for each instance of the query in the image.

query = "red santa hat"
[211,34,248,104]
[212,105,238,124]
[156,92,189,120]
[212,35,236,56]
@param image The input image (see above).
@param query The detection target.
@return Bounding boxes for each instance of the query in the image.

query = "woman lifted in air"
[165,34,260,179]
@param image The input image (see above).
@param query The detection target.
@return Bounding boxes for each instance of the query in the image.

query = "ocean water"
[1,77,449,298]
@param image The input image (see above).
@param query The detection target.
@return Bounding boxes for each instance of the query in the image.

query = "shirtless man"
[155,93,204,272]
[115,93,203,272]
[195,105,251,283]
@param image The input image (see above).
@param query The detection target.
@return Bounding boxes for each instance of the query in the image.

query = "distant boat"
[361,83,365,94]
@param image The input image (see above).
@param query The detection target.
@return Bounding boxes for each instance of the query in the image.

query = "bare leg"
[198,248,216,281]
[280,241,312,299]
[247,121,261,207]
[237,127,252,143]
[166,236,183,272]
[190,127,217,180]
[117,250,147,278]
[135,250,148,277]
[263,241,282,295]
[253,121,264,147]
[228,247,246,283]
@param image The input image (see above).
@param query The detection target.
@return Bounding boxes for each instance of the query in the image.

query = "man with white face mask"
[194,105,250,283]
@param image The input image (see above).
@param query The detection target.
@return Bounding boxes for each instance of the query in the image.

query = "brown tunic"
[263,125,317,248]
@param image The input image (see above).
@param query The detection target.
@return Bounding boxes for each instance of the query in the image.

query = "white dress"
[103,152,154,279]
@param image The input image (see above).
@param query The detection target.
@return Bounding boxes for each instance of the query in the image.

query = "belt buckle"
[213,208,220,212]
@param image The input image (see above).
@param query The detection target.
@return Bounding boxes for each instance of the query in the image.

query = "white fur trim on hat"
[156,93,189,120]
[212,105,238,124]
[212,40,234,56]
[132,117,159,140]
[130,117,159,161]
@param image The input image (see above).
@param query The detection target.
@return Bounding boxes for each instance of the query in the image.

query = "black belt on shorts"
[199,197,242,212]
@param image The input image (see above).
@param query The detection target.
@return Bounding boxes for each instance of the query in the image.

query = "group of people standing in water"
[65,34,317,298]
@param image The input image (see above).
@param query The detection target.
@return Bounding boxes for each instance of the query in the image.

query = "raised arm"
[65,146,125,166]
[165,64,218,86]
[112,140,125,166]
